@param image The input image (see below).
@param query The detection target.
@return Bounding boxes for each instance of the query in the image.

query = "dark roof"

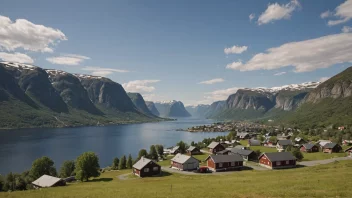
[216,150,230,155]
[260,152,296,161]
[277,140,293,146]
[301,143,316,150]
[344,146,352,152]
[323,143,339,149]
[206,154,243,163]
[229,148,254,156]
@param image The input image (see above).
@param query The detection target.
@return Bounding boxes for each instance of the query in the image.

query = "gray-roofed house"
[216,149,231,155]
[171,153,199,171]
[170,146,181,155]
[259,152,296,169]
[133,157,161,177]
[32,175,66,188]
[186,146,202,155]
[205,154,243,172]
[237,132,250,139]
[322,143,342,153]
[207,142,225,154]
[276,140,293,152]
[300,143,319,153]
[248,139,261,146]
[228,148,257,161]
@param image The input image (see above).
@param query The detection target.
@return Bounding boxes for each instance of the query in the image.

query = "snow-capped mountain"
[244,82,321,93]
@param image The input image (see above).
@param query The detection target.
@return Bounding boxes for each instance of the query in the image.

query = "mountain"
[208,82,320,120]
[0,62,159,129]
[185,104,210,118]
[127,93,155,117]
[284,67,352,128]
[154,100,191,118]
[145,101,160,116]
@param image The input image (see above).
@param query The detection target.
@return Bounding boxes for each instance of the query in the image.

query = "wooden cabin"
[32,175,66,188]
[205,154,243,172]
[259,152,296,169]
[322,143,342,153]
[300,143,319,153]
[276,140,293,152]
[186,146,202,155]
[171,153,199,171]
[133,157,161,177]
[207,142,225,154]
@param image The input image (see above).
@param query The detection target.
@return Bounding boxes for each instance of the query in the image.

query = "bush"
[292,149,304,161]
[75,152,100,182]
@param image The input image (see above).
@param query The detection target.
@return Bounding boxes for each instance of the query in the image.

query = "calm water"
[0,118,227,175]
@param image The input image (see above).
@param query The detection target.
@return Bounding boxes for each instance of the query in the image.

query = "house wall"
[259,155,272,168]
[134,162,161,177]
[207,159,242,172]
[300,146,307,152]
[271,160,296,169]
[172,158,199,171]
[210,144,225,154]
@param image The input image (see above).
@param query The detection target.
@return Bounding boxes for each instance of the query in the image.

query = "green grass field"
[2,160,352,198]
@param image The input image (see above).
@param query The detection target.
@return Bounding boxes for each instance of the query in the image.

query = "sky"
[1,0,352,106]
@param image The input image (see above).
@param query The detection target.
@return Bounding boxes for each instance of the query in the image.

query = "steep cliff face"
[154,100,191,118]
[127,93,155,117]
[145,101,160,116]
[227,90,275,111]
[46,70,102,115]
[206,101,226,118]
[274,90,309,111]
[185,105,210,118]
[2,62,68,113]
[305,67,352,103]
[77,75,137,112]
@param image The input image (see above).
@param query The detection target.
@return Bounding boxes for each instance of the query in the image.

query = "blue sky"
[1,0,352,105]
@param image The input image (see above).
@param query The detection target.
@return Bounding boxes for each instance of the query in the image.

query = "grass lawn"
[3,160,352,198]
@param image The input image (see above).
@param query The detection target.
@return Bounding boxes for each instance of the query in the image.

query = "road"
[297,156,352,167]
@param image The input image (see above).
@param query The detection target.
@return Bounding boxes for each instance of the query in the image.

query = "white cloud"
[342,26,352,33]
[322,0,352,26]
[226,33,352,72]
[274,71,287,76]
[319,77,330,82]
[46,54,90,65]
[198,78,225,85]
[81,66,129,77]
[0,52,34,63]
[249,13,256,22]
[198,87,240,104]
[320,10,333,19]
[257,0,300,25]
[0,15,66,53]
[122,80,160,93]
[224,45,248,54]
[226,61,243,70]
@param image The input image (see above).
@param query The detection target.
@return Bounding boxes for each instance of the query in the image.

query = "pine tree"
[119,155,126,170]
[112,157,119,170]
[127,154,133,169]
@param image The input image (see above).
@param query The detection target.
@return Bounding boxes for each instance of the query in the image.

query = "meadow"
[2,160,352,198]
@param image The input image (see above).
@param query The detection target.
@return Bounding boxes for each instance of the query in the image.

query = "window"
[144,168,149,172]
[276,161,281,166]
[231,162,235,166]
[286,160,290,165]
[153,166,159,171]
[219,163,223,167]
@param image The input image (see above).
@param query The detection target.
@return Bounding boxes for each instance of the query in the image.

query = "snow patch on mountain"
[1,62,37,71]
[244,82,321,93]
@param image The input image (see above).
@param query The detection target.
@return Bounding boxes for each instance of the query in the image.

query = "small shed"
[32,175,66,188]
[322,143,342,153]
[300,143,319,153]
[205,154,243,172]
[259,152,296,169]
[171,153,199,171]
[207,142,225,154]
[186,146,202,155]
[133,157,161,177]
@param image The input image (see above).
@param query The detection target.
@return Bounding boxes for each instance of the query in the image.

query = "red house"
[207,142,225,154]
[205,154,243,172]
[132,157,161,177]
[259,152,296,169]
[300,143,319,153]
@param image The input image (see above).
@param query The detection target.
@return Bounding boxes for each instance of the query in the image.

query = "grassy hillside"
[3,160,352,198]
[282,97,352,128]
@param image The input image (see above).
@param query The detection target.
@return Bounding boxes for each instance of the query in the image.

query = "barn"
[32,175,66,188]
[171,153,199,171]
[322,143,342,153]
[207,142,225,154]
[259,152,296,169]
[186,146,202,155]
[205,154,243,172]
[300,143,319,153]
[133,157,161,177]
